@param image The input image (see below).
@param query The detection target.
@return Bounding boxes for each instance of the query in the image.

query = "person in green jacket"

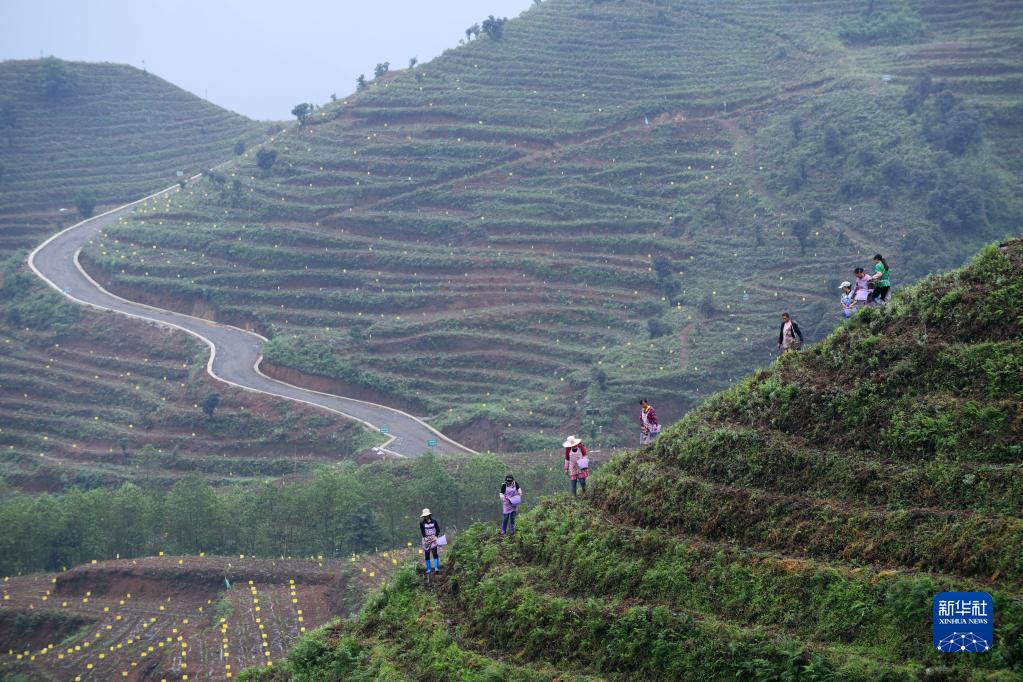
[868,254,891,304]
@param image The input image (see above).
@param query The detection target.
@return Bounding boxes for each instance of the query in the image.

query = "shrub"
[38,56,76,97]
[233,140,246,156]
[837,4,923,45]
[647,318,671,339]
[73,189,97,218]
[256,148,277,172]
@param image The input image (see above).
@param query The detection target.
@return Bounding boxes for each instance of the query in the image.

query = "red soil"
[0,551,417,681]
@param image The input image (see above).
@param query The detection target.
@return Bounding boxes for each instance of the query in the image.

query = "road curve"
[28,181,475,458]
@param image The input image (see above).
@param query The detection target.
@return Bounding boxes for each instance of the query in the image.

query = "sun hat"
[420,508,431,518]
[562,435,582,448]
[840,281,851,289]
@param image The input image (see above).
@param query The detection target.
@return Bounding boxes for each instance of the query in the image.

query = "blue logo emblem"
[933,592,993,653]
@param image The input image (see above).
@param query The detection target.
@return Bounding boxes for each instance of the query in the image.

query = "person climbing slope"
[777,312,804,354]
[868,253,892,304]
[419,508,442,574]
[639,399,661,445]
[563,436,589,495]
[840,281,855,319]
[499,474,522,535]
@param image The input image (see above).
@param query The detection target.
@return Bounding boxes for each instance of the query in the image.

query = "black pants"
[423,546,438,560]
[869,285,890,303]
[571,477,587,495]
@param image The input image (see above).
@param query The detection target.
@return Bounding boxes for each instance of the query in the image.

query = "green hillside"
[0,59,356,492]
[244,239,1023,680]
[0,58,263,218]
[80,0,1023,450]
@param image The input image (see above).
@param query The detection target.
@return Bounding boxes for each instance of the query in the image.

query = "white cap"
[840,281,851,289]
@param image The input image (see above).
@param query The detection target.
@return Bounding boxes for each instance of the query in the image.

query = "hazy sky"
[0,0,535,120]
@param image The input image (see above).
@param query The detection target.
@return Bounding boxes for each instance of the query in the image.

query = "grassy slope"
[0,61,377,493]
[81,0,1023,451]
[248,241,1022,680]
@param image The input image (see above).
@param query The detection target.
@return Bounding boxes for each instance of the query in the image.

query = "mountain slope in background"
[81,0,1023,450]
[0,58,263,219]
[0,60,372,492]
[250,239,1022,680]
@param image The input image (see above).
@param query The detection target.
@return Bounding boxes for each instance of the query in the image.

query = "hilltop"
[80,0,1023,450]
[249,240,1022,679]
[0,58,263,220]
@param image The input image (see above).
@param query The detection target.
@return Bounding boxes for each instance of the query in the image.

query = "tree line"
[0,453,565,575]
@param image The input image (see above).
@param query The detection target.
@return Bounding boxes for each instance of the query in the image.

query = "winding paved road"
[28,181,475,458]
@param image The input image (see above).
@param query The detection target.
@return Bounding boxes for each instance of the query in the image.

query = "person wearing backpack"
[499,474,522,535]
[868,254,892,304]
[419,509,442,574]
[640,399,661,445]
[563,436,589,495]
[776,312,803,353]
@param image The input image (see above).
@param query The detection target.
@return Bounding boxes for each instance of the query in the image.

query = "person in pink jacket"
[563,435,589,496]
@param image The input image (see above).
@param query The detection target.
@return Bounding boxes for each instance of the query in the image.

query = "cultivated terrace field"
[0,59,371,492]
[246,241,1023,680]
[80,0,1023,450]
[0,550,417,681]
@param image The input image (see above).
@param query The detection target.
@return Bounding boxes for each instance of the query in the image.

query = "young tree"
[652,254,674,280]
[482,15,508,40]
[200,392,221,419]
[356,74,368,91]
[408,57,418,69]
[291,102,313,125]
[233,140,246,156]
[373,62,390,79]
[74,190,97,218]
[466,23,481,41]
[256,148,277,172]
[590,365,608,391]
[823,124,844,157]
[39,56,75,97]
[791,219,811,255]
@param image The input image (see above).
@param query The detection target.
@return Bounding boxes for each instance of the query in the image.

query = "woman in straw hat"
[563,435,589,496]
[419,508,442,574]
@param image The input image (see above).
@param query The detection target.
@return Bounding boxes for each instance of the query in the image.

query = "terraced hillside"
[81,0,1023,450]
[0,58,264,221]
[247,241,1023,680]
[0,60,378,492]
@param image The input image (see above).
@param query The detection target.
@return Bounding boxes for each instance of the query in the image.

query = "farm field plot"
[0,549,417,681]
[83,0,1023,450]
[0,307,376,492]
